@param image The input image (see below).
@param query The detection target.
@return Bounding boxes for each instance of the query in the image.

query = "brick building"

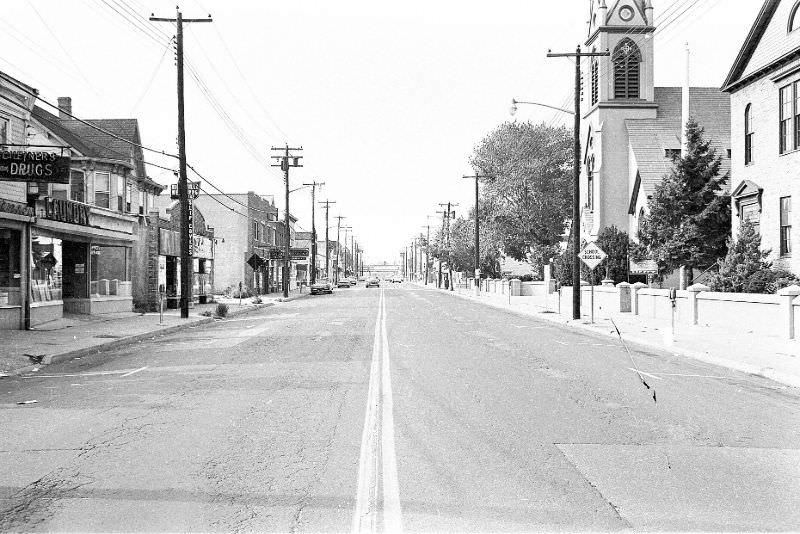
[723,0,800,274]
[194,192,278,293]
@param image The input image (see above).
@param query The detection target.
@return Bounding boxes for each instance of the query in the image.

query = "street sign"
[578,242,607,270]
[629,259,659,275]
[247,254,264,270]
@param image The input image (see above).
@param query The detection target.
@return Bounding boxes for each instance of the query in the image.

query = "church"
[580,0,731,244]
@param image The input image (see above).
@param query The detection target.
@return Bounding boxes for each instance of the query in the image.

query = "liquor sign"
[39,197,91,226]
[629,259,659,275]
[187,198,194,256]
[578,242,607,270]
[170,181,201,200]
[0,150,70,183]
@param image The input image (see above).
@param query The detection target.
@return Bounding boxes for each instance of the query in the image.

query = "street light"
[510,98,575,117]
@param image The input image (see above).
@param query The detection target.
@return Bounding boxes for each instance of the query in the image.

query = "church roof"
[625,87,731,196]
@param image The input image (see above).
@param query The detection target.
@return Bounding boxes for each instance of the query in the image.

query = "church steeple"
[585,0,655,109]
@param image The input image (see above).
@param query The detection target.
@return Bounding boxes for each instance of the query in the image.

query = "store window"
[95,172,111,208]
[0,229,21,306]
[31,235,63,303]
[90,245,132,297]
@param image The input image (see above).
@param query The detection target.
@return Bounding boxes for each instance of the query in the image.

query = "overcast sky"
[2,0,762,263]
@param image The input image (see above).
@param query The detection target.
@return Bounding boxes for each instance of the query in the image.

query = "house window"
[790,1,800,32]
[780,196,792,256]
[590,58,599,106]
[0,116,8,144]
[95,172,110,208]
[117,176,124,211]
[70,170,85,203]
[126,181,132,212]
[780,84,793,154]
[613,39,640,99]
[744,104,753,164]
[795,81,800,150]
[665,148,681,159]
[138,190,146,215]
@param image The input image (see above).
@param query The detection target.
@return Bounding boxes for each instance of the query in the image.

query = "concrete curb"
[31,301,278,368]
[425,284,800,389]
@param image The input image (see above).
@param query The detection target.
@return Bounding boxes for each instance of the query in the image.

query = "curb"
[424,284,800,389]
[27,301,277,369]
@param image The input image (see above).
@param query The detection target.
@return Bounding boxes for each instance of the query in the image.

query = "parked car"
[391,275,403,283]
[310,280,333,295]
[366,277,380,288]
[349,277,358,285]
[337,279,352,288]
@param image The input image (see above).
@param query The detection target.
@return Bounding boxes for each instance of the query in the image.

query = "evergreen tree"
[708,220,770,293]
[636,119,731,277]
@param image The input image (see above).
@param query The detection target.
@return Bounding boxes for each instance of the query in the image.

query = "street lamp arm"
[510,98,575,116]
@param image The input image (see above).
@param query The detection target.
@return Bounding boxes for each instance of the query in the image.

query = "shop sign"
[0,150,70,183]
[160,228,213,259]
[187,199,194,256]
[39,197,91,226]
[0,198,34,218]
[268,247,309,260]
[74,263,85,274]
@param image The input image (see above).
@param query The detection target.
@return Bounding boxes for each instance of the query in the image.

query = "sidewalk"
[423,283,800,389]
[0,291,308,377]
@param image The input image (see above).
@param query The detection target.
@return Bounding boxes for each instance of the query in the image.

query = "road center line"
[626,367,663,380]
[352,289,403,533]
[120,366,148,377]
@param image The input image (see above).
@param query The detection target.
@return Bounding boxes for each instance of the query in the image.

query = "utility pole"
[342,226,352,276]
[303,181,325,284]
[150,8,211,319]
[319,200,336,280]
[463,173,489,296]
[421,223,431,285]
[334,216,345,283]
[547,46,609,320]
[438,202,458,290]
[271,144,303,298]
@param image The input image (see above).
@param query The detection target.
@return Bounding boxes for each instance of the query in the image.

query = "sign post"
[158,284,166,325]
[578,242,607,323]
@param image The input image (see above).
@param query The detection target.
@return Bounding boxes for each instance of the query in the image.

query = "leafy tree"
[594,226,630,285]
[636,119,731,277]
[707,220,769,293]
[447,211,502,278]
[469,121,573,268]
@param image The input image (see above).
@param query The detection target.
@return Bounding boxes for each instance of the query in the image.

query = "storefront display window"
[0,229,21,306]
[90,245,132,297]
[31,235,63,303]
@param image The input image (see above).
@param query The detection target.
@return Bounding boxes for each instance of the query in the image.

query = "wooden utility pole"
[303,181,325,284]
[463,173,490,294]
[334,216,345,283]
[319,200,336,280]
[271,144,303,297]
[421,223,431,285]
[150,8,211,319]
[547,46,609,319]
[438,202,458,290]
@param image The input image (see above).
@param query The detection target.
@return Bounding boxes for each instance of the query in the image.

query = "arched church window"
[613,38,641,99]
[789,1,800,32]
[591,57,599,106]
[638,207,646,236]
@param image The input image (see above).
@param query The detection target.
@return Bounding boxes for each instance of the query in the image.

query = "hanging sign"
[0,150,70,183]
[578,242,607,270]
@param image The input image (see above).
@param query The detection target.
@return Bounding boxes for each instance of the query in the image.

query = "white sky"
[1,0,763,263]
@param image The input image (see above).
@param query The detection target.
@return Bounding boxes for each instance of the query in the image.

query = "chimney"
[57,97,72,119]
[681,43,690,157]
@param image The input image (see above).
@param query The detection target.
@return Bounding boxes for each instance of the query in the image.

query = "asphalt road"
[1,283,799,532]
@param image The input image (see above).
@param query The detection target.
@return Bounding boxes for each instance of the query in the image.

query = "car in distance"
[391,275,403,283]
[310,280,333,295]
[337,278,352,288]
[366,277,380,288]
[348,277,358,286]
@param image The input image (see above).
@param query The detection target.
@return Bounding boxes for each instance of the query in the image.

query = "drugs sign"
[0,150,70,183]
[578,242,607,270]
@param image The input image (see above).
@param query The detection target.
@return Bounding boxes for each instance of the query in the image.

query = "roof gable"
[722,0,800,91]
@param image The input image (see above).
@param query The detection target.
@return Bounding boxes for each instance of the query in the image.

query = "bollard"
[778,285,800,339]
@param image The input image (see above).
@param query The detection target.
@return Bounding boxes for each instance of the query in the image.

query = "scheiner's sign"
[0,150,70,183]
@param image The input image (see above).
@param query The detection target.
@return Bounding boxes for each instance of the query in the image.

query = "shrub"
[199,310,213,317]
[251,296,263,304]
[708,221,770,293]
[743,269,775,294]
[772,269,800,292]
[215,303,229,318]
